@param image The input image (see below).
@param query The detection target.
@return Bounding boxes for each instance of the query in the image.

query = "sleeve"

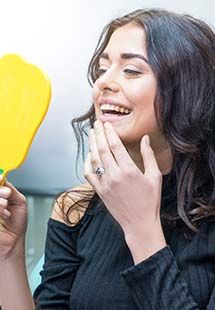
[33,218,82,309]
[120,246,215,310]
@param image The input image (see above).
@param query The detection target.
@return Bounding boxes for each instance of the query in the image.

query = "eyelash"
[96,68,142,77]
[124,69,142,76]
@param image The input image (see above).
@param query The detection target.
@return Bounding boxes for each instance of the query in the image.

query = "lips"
[97,98,132,123]
[99,112,132,123]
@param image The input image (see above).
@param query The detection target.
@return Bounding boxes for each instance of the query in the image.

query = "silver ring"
[95,166,106,177]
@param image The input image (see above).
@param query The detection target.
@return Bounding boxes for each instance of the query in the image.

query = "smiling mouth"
[102,110,131,116]
[99,110,132,123]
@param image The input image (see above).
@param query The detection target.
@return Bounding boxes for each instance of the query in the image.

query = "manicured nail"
[94,120,101,127]
[0,198,7,206]
[145,135,150,145]
[0,187,10,195]
[3,209,11,219]
[104,122,111,128]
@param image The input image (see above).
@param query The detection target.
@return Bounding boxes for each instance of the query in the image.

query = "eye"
[124,68,142,76]
[96,68,107,77]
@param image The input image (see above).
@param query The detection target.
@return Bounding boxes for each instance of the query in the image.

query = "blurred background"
[0,0,214,285]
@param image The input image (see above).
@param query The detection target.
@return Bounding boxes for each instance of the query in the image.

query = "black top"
[33,174,215,309]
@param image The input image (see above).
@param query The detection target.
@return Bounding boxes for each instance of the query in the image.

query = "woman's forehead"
[103,24,147,57]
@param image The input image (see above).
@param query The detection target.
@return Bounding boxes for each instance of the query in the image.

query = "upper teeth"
[100,104,131,114]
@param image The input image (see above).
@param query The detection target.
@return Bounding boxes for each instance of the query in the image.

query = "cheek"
[126,80,158,134]
[92,82,100,100]
[133,90,158,132]
[92,82,97,95]
[127,81,156,121]
[128,78,157,107]
[92,84,100,116]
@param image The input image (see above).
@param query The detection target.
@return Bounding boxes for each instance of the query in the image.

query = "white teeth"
[100,103,131,114]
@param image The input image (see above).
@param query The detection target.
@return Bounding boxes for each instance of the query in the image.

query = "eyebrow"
[99,52,149,64]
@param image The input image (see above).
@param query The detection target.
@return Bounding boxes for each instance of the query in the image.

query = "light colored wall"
[1,0,214,194]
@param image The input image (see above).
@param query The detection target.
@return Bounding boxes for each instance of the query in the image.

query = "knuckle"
[153,170,162,180]
[84,172,90,179]
[123,167,137,178]
[110,141,120,150]
[110,176,120,187]
[157,171,163,179]
[146,173,161,189]
[97,145,106,154]
[91,156,99,166]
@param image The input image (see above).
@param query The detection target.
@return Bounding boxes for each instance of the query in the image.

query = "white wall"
[2,0,214,194]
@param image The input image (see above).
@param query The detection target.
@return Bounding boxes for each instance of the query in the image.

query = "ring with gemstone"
[95,166,106,177]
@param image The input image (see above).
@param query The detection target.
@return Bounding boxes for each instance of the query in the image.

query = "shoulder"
[51,182,95,227]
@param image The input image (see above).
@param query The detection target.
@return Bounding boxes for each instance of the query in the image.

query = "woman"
[0,8,214,309]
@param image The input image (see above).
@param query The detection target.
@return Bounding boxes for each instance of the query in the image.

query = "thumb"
[140,135,160,175]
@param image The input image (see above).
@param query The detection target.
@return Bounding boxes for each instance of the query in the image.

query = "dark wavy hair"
[56,9,215,232]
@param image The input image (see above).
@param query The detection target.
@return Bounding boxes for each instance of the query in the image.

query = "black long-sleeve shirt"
[33,174,215,309]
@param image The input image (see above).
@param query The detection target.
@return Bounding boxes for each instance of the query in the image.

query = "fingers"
[93,120,118,170]
[0,175,12,192]
[0,180,11,219]
[140,135,162,177]
[89,129,103,171]
[84,152,92,176]
[0,198,11,219]
[104,122,135,168]
[84,152,99,186]
[0,186,11,198]
[0,176,12,220]
[0,176,26,205]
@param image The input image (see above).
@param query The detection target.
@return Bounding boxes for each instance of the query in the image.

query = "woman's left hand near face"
[84,120,163,237]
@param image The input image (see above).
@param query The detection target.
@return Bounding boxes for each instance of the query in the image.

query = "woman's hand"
[0,176,28,260]
[84,120,167,262]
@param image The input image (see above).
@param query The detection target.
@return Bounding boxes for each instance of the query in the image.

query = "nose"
[96,70,120,93]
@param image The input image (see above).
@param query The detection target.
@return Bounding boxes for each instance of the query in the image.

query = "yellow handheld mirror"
[0,54,51,185]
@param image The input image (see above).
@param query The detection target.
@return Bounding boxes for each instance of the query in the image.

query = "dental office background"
[1,0,214,276]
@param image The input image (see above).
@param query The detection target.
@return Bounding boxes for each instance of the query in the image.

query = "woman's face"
[92,23,163,148]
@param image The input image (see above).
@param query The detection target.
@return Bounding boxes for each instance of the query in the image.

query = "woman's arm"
[0,176,34,309]
[0,237,35,310]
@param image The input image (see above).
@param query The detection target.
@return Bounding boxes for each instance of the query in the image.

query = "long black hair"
[57,9,215,231]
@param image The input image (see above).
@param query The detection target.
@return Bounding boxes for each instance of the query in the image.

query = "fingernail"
[3,209,11,219]
[0,198,7,206]
[94,120,99,128]
[145,135,150,145]
[104,122,111,128]
[0,187,10,195]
